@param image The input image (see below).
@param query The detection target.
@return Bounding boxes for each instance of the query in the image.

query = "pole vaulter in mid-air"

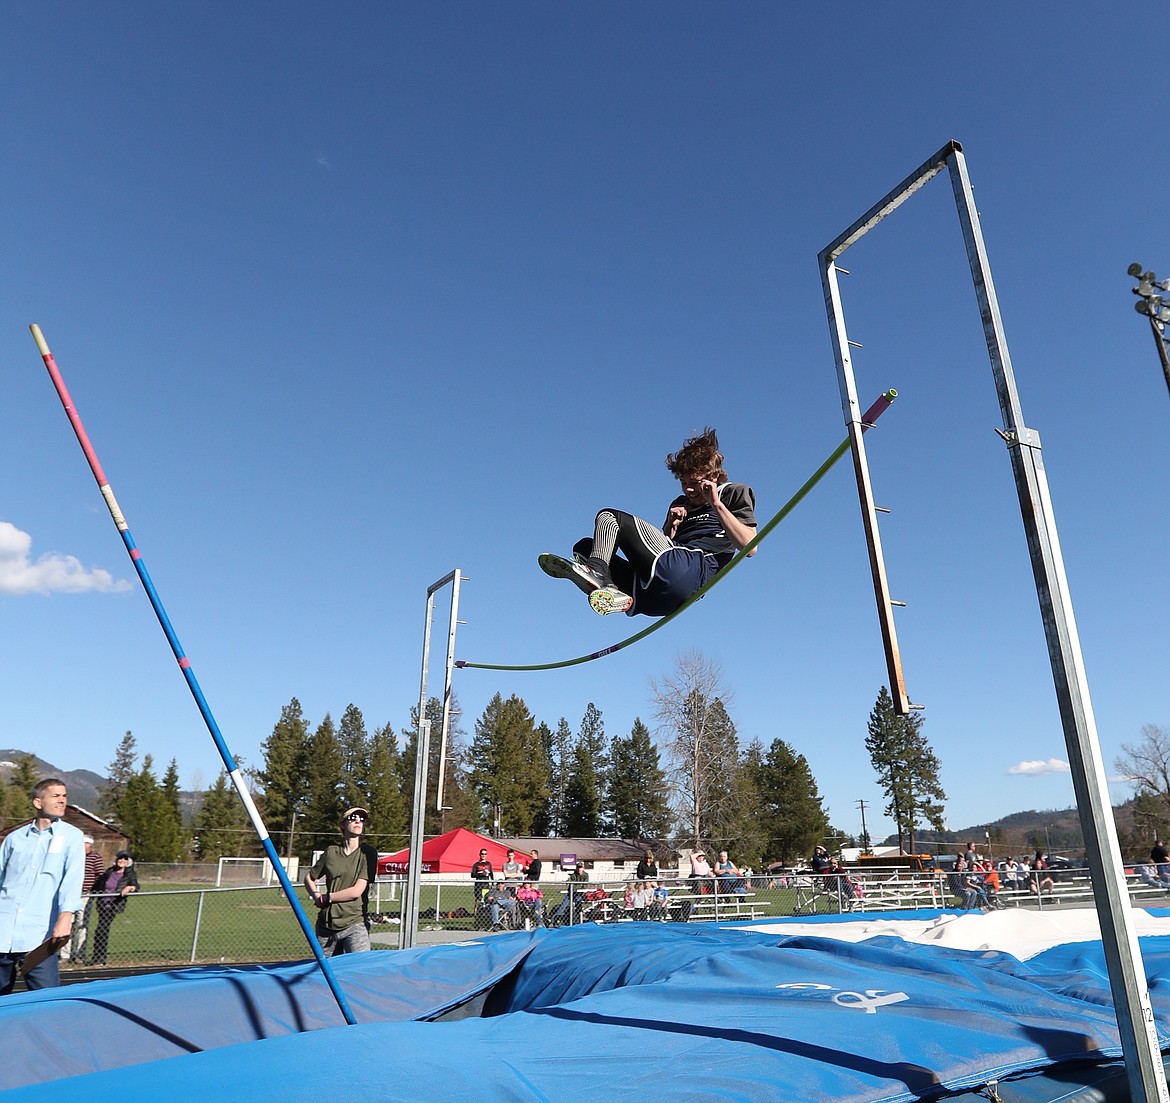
[538,427,757,618]
[457,389,897,673]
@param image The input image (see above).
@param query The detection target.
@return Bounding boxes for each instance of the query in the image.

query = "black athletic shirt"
[669,482,757,566]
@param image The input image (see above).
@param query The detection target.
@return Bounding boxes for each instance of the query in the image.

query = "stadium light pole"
[1128,262,1170,397]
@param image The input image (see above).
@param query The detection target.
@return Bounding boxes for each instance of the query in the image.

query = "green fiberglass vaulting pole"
[456,389,897,673]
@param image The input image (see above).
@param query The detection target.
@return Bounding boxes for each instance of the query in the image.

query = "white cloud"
[1007,758,1071,776]
[314,152,332,170]
[0,521,131,596]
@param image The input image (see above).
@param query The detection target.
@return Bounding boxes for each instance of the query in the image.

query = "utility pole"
[856,798,871,853]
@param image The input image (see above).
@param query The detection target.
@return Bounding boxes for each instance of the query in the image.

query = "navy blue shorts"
[633,547,720,617]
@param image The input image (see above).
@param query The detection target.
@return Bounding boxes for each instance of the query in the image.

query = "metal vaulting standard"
[401,569,463,949]
[819,140,1168,1103]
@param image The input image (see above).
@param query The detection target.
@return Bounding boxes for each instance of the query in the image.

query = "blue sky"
[2,4,1167,846]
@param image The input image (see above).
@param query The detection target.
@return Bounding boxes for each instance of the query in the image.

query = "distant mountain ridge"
[880,804,1121,857]
[0,749,107,813]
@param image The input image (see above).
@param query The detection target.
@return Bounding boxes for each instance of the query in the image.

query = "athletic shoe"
[538,552,607,596]
[589,585,633,615]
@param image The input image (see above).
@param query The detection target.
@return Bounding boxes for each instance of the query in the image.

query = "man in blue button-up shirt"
[0,778,86,993]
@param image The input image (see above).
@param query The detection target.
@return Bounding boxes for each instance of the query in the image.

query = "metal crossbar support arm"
[817,143,1168,1103]
[401,569,462,950]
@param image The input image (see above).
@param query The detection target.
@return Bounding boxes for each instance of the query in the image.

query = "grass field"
[65,881,492,969]
[63,879,827,972]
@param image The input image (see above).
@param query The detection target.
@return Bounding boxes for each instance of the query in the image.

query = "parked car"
[1045,854,1088,883]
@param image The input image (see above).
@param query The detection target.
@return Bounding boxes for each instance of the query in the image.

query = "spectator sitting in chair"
[1030,852,1055,897]
[973,859,1003,908]
[714,850,746,895]
[485,878,518,931]
[628,880,653,920]
[636,848,659,880]
[1014,856,1033,893]
[947,858,979,911]
[1000,855,1019,890]
[1137,863,1165,890]
[811,846,856,903]
[689,849,714,893]
[515,881,545,927]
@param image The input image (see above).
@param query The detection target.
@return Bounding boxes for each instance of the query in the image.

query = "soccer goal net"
[216,856,277,887]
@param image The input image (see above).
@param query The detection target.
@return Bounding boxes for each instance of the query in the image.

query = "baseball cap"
[341,806,370,823]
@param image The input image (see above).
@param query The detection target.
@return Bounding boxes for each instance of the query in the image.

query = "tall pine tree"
[865,685,947,852]
[530,721,556,836]
[258,698,310,852]
[563,704,609,837]
[545,717,574,837]
[402,694,476,835]
[161,758,188,859]
[337,703,371,810]
[194,771,253,861]
[468,693,549,836]
[301,713,345,856]
[100,731,138,820]
[608,718,672,840]
[753,737,829,866]
[367,722,408,850]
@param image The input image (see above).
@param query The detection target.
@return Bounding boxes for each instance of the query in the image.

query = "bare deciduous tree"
[650,650,737,847]
[1115,725,1170,824]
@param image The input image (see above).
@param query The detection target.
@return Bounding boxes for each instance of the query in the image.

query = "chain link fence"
[54,863,1163,973]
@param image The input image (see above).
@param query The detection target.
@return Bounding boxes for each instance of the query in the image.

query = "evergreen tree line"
[74,659,952,870]
[87,678,845,868]
[20,683,1170,870]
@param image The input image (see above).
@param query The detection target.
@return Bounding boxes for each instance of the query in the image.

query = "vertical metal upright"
[821,256,913,715]
[400,568,463,950]
[435,571,463,814]
[819,139,1168,1103]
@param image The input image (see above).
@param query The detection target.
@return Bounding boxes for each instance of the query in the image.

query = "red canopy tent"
[376,827,523,876]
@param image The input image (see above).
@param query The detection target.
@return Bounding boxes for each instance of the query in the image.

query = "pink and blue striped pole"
[29,324,356,1026]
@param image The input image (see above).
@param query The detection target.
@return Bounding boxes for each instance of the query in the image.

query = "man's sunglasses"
[346,813,367,822]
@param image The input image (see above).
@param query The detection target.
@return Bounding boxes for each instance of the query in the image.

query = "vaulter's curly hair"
[666,428,727,482]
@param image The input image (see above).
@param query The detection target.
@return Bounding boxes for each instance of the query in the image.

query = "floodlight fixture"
[1127,261,1170,397]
